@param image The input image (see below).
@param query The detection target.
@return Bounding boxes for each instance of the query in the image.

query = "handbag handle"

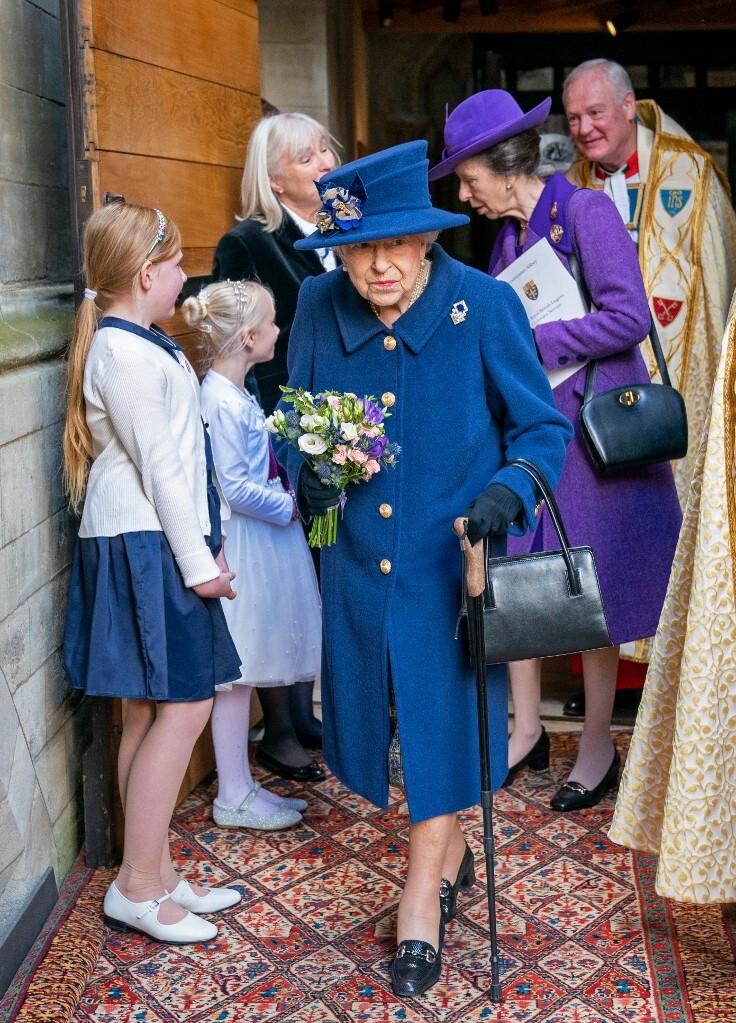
[496,458,582,598]
[567,251,673,402]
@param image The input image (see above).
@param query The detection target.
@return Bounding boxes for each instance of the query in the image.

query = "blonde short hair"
[182,279,274,370]
[239,113,341,232]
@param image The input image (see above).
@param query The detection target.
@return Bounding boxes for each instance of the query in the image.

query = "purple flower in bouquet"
[360,398,385,425]
[367,435,388,458]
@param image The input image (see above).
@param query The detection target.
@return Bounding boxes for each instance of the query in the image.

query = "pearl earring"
[506,182,512,191]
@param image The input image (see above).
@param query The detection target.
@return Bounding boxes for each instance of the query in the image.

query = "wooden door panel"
[182,247,217,279]
[215,0,257,15]
[88,0,259,93]
[95,51,259,167]
[96,152,242,245]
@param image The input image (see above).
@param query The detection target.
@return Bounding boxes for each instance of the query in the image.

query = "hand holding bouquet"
[265,388,400,547]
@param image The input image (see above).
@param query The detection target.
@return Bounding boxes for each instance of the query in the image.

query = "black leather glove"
[298,463,342,517]
[464,483,523,546]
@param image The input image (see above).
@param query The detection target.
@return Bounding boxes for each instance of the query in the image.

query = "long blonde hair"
[63,203,182,513]
[182,279,274,371]
[239,113,340,231]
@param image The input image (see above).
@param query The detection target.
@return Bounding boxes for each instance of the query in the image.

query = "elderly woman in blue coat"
[274,141,572,997]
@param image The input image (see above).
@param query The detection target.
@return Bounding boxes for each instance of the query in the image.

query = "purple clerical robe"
[491,174,681,645]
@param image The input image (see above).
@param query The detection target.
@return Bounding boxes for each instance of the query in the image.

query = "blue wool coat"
[275,245,572,823]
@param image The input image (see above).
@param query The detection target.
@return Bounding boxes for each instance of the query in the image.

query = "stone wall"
[0,0,82,987]
[257,0,367,160]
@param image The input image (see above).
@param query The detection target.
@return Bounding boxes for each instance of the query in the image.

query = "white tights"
[211,685,299,816]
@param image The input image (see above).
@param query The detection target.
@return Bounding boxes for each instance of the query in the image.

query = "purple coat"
[491,174,681,644]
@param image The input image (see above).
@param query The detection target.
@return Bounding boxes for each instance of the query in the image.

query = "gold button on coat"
[380,559,392,574]
[379,503,393,518]
[382,392,396,407]
[383,335,397,351]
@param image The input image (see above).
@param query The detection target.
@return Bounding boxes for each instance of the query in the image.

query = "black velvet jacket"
[212,215,326,415]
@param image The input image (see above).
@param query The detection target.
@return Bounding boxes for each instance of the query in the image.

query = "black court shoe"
[550,749,621,812]
[390,917,445,998]
[502,726,550,788]
[255,747,325,782]
[439,841,476,923]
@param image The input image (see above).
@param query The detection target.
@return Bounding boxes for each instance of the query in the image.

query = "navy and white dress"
[64,317,240,702]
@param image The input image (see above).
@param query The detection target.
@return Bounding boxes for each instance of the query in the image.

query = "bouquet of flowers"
[265,388,400,547]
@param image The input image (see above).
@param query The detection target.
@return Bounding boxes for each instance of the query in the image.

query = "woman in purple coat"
[430,91,682,811]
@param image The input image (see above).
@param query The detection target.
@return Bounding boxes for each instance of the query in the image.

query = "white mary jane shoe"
[169,877,241,914]
[213,784,302,831]
[103,881,217,944]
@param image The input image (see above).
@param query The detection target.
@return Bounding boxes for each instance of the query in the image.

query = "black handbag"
[569,253,688,473]
[457,459,612,666]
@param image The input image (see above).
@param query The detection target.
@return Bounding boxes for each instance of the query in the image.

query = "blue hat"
[294,140,469,251]
[428,90,552,181]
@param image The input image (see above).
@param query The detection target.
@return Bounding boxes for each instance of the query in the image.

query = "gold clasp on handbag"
[618,389,640,406]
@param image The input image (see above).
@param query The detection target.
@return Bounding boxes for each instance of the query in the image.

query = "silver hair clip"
[228,279,251,319]
[146,209,167,256]
[195,289,213,332]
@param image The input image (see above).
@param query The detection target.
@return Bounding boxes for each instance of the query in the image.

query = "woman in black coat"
[212,112,340,779]
[213,112,339,416]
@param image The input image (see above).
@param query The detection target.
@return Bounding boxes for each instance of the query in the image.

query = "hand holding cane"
[453,517,503,1004]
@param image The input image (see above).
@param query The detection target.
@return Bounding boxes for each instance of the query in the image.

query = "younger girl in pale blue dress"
[185,281,322,830]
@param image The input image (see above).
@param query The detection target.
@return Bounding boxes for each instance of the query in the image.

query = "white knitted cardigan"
[79,325,219,588]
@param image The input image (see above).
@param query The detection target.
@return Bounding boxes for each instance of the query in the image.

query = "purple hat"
[428,90,552,181]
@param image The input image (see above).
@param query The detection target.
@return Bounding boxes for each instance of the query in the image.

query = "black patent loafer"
[503,726,550,788]
[390,922,445,998]
[550,750,620,812]
[256,747,325,782]
[562,691,585,717]
[439,841,476,923]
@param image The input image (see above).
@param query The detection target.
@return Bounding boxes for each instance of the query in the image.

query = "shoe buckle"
[439,879,451,898]
[395,944,436,963]
[136,899,159,920]
[135,890,171,920]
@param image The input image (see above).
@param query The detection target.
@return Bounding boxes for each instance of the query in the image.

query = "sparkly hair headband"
[145,208,167,256]
[229,279,252,320]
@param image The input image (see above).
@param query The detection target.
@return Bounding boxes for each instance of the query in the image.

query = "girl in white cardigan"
[63,203,241,944]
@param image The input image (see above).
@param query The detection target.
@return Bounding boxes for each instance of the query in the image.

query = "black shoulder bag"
[457,459,612,666]
[568,253,688,473]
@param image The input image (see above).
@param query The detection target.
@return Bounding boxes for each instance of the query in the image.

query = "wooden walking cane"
[454,518,503,1004]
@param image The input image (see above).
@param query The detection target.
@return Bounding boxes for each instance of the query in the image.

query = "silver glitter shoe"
[245,780,307,813]
[212,785,302,831]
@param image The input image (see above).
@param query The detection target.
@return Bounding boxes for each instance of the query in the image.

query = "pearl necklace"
[369,259,431,321]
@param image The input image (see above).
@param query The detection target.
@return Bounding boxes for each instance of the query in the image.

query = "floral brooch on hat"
[315,175,366,234]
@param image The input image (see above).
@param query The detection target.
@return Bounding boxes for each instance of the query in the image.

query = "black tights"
[258,678,322,768]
